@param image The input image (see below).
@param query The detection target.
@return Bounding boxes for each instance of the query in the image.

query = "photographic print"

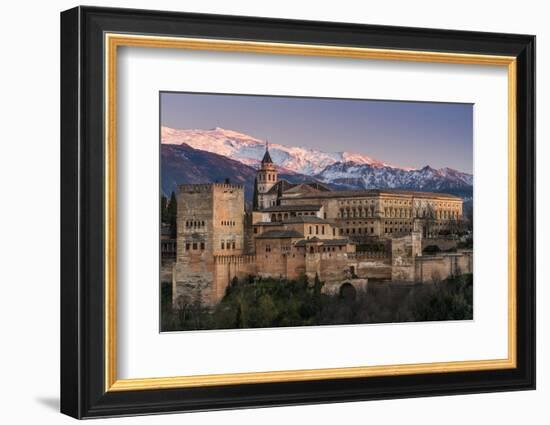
[160,92,473,332]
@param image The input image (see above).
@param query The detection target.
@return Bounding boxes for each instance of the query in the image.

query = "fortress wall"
[285,251,306,280]
[421,237,459,252]
[319,252,352,282]
[212,255,256,303]
[304,252,321,281]
[354,260,392,280]
[254,238,295,279]
[414,251,473,283]
[391,232,422,281]
[172,255,215,307]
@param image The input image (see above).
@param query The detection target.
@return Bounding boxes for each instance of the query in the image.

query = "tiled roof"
[294,238,353,247]
[261,204,322,212]
[254,216,330,225]
[281,188,462,200]
[255,230,304,239]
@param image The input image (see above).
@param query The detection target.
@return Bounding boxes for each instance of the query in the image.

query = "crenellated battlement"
[179,182,244,193]
[214,254,256,265]
[349,251,389,260]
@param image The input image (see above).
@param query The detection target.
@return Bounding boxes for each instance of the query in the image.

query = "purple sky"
[161,92,473,173]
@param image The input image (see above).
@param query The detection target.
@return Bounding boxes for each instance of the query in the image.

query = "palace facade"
[170,146,471,306]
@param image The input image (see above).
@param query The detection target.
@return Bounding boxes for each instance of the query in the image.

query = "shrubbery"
[161,273,473,331]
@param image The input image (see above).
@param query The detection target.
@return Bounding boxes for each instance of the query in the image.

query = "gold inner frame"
[104,33,517,392]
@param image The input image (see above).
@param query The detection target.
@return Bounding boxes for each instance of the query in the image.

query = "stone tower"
[172,183,245,305]
[256,142,278,209]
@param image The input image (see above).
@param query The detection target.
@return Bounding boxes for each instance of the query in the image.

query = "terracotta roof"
[254,216,330,225]
[255,230,304,239]
[261,204,322,212]
[265,180,296,194]
[294,238,353,246]
[281,188,462,200]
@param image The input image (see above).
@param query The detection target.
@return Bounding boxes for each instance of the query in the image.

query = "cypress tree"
[160,194,168,224]
[168,191,177,238]
[252,177,259,211]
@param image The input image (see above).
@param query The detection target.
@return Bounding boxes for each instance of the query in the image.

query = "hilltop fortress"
[170,146,472,306]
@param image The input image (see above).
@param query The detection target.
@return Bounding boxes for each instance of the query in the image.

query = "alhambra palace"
[164,146,472,306]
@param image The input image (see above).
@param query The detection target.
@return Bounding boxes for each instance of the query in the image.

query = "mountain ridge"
[161,126,473,201]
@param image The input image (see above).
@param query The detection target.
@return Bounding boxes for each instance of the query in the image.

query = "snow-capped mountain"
[315,162,473,196]
[161,126,473,199]
[161,126,392,175]
[161,143,322,200]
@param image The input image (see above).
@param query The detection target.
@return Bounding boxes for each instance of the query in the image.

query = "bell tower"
[256,142,278,194]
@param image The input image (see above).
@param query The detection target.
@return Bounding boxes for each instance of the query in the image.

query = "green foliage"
[252,177,259,211]
[161,274,474,332]
[160,195,168,224]
[167,191,177,238]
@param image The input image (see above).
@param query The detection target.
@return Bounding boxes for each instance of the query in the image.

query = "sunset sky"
[161,92,473,173]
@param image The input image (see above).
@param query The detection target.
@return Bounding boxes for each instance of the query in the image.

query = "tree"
[167,191,177,238]
[256,294,278,327]
[252,177,259,211]
[160,194,168,224]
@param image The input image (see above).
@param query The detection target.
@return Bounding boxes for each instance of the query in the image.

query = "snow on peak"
[161,126,403,175]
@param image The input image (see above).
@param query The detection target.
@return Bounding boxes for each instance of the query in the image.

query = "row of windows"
[384,227,412,234]
[338,208,460,219]
[220,241,236,250]
[220,220,236,226]
[258,173,276,182]
[339,199,375,205]
[339,227,375,235]
[307,225,336,236]
[338,208,375,218]
[185,220,205,228]
[270,211,316,221]
[337,198,460,208]
[264,245,344,253]
[184,242,205,250]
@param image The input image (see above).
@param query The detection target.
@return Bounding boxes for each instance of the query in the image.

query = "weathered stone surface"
[171,153,469,307]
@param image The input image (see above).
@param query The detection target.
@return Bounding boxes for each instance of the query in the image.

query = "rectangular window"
[185,243,190,250]
[192,243,197,250]
[221,242,225,249]
[200,242,205,250]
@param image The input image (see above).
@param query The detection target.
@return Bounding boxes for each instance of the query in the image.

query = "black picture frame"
[60,5,535,419]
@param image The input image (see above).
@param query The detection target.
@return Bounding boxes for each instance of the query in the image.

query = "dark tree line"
[161,191,177,238]
[161,273,473,332]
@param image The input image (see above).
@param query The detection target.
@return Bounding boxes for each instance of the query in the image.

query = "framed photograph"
[60,6,535,419]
